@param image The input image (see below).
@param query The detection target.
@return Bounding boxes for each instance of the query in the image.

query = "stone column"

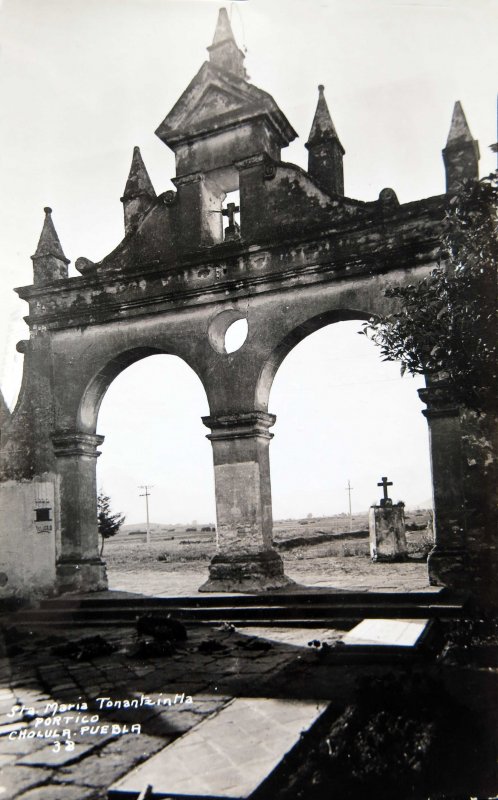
[418,383,468,590]
[200,412,291,592]
[52,430,108,593]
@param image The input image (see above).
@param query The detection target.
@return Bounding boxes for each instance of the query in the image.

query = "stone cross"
[222,202,240,228]
[377,476,393,505]
[222,201,240,241]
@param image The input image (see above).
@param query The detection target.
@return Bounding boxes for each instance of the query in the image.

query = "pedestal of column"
[52,431,108,594]
[200,412,292,593]
[419,383,468,591]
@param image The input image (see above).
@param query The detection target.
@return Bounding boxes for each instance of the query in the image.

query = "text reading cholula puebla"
[6,694,193,752]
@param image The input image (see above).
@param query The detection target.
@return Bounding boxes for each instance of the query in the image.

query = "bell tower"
[155,8,296,248]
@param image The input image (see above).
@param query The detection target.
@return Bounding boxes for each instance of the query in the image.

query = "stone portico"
[0,9,495,605]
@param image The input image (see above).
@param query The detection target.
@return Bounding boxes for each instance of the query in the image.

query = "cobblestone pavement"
[0,560,438,798]
[0,618,361,800]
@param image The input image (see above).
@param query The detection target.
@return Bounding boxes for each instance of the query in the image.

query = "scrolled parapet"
[75,257,96,276]
[158,190,177,206]
[378,188,400,211]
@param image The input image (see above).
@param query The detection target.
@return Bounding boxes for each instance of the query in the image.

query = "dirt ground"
[104,512,432,576]
[102,512,433,596]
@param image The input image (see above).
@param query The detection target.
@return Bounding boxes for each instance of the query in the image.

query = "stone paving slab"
[109,697,328,799]
[0,765,52,800]
[342,618,429,647]
[18,785,97,800]
[238,627,344,648]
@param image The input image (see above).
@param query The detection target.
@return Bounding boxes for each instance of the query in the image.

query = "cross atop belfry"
[377,476,393,507]
[222,202,240,240]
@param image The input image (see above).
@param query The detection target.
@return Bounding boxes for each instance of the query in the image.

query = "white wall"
[0,477,58,600]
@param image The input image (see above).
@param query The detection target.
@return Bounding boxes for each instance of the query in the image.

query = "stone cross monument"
[369,476,408,562]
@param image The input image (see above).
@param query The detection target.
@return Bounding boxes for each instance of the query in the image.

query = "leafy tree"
[97,491,125,556]
[361,173,497,412]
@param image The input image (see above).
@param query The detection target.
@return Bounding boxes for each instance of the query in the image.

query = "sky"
[0,0,496,523]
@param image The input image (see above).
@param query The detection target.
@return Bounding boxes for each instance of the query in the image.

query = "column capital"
[52,430,105,458]
[202,411,276,441]
[171,171,204,188]
[418,383,460,419]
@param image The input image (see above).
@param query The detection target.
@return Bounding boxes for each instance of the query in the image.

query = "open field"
[104,510,433,576]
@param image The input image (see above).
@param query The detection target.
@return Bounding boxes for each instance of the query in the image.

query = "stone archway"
[264,317,433,589]
[53,345,213,593]
[0,7,490,603]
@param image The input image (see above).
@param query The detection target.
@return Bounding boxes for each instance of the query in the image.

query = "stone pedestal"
[418,383,468,591]
[200,412,292,592]
[369,504,408,562]
[52,431,108,593]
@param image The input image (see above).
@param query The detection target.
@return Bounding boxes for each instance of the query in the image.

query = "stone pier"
[200,412,291,593]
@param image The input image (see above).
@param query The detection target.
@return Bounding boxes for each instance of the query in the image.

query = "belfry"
[0,8,494,607]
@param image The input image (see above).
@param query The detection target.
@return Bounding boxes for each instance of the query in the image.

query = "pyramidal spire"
[443,101,479,193]
[306,85,345,196]
[446,101,474,145]
[307,85,343,150]
[33,207,69,263]
[212,7,234,46]
[122,146,156,201]
[0,386,10,426]
[121,147,156,234]
[207,7,246,79]
[31,207,69,286]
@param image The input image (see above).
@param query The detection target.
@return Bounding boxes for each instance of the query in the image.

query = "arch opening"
[90,353,217,593]
[256,309,371,410]
[267,319,433,592]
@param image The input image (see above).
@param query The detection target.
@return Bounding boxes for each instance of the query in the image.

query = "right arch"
[256,308,372,410]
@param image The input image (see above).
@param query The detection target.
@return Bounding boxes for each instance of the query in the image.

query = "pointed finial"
[33,207,69,263]
[306,84,344,152]
[122,146,156,201]
[443,101,480,192]
[0,386,11,426]
[121,147,156,234]
[31,206,69,285]
[306,85,345,195]
[212,7,235,46]
[208,7,246,79]
[446,101,474,145]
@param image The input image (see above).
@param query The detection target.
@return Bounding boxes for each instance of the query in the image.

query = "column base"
[427,547,468,590]
[199,550,293,593]
[56,559,108,594]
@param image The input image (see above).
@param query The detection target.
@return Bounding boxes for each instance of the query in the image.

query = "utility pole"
[345,480,353,532]
[138,485,153,545]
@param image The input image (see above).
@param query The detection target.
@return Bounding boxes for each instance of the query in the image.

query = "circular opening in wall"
[224,318,248,353]
[208,309,248,354]
[0,572,8,587]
